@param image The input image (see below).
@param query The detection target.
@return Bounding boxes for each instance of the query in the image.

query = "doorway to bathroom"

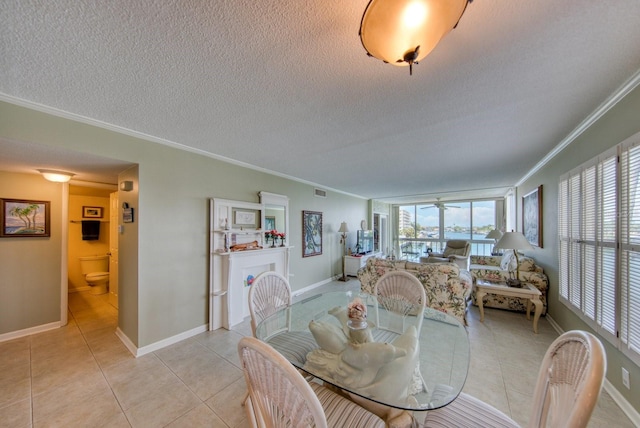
[67,183,119,313]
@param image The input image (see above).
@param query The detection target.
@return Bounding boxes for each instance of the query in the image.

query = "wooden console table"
[475,279,543,333]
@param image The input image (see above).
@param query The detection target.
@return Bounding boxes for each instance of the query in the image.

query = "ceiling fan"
[421,198,460,210]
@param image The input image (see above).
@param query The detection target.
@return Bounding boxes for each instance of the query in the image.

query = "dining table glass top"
[255,291,469,412]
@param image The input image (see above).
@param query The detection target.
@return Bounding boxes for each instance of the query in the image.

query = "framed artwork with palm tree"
[302,210,322,257]
[0,198,50,237]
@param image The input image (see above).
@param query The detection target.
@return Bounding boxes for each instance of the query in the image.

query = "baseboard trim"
[115,324,209,357]
[0,321,61,343]
[545,314,640,425]
[291,277,337,297]
[115,327,138,357]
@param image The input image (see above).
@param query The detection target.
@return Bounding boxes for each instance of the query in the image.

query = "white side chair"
[373,270,426,341]
[373,270,427,395]
[238,336,386,428]
[248,271,316,365]
[248,271,292,338]
[423,330,607,428]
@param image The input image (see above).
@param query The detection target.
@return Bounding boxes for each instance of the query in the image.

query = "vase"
[270,237,276,248]
[280,239,285,247]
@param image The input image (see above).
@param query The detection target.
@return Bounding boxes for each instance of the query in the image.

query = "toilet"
[79,255,109,295]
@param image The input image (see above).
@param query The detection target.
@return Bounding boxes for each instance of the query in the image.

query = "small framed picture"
[83,206,103,218]
[232,208,260,229]
[1,198,50,237]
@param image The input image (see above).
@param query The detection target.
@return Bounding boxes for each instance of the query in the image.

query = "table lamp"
[338,222,350,282]
[485,229,503,255]
[494,231,534,287]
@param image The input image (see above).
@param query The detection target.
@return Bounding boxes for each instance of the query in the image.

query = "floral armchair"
[357,258,473,325]
[469,254,548,314]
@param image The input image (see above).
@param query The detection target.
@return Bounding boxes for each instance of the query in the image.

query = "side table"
[475,279,543,333]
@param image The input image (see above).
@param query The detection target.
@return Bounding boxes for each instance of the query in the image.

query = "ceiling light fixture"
[359,0,472,75]
[37,169,75,183]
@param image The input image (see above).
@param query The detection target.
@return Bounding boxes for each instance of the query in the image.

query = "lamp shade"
[359,0,470,72]
[485,229,503,240]
[495,232,534,252]
[37,169,75,183]
[338,222,349,234]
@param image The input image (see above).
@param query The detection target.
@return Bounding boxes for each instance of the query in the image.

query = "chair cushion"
[268,331,318,365]
[310,382,386,428]
[443,247,467,257]
[423,392,519,428]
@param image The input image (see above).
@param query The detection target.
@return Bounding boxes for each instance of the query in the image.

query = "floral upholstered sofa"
[469,254,549,315]
[357,258,473,325]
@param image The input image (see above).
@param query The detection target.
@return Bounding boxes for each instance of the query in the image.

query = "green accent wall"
[0,100,368,347]
[517,84,640,411]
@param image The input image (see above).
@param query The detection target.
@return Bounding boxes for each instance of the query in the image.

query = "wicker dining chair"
[248,271,317,365]
[248,271,292,338]
[423,330,606,428]
[373,270,426,340]
[238,336,386,428]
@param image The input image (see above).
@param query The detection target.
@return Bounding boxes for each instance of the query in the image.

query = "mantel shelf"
[213,229,262,234]
[214,246,292,256]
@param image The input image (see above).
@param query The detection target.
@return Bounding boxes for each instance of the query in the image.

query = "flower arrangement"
[265,229,279,240]
[347,297,367,321]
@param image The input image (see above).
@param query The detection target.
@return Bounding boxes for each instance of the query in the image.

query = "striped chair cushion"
[310,382,386,428]
[268,331,318,365]
[423,392,519,428]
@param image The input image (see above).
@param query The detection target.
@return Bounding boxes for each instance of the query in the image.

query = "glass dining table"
[255,291,469,427]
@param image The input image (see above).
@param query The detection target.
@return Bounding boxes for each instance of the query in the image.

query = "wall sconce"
[120,181,134,192]
[37,169,75,183]
[359,0,472,75]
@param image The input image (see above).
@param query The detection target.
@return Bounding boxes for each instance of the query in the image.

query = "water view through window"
[397,200,497,257]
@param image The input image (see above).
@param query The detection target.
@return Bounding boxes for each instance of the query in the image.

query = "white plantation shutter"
[558,179,569,299]
[558,132,640,364]
[598,157,617,336]
[620,140,640,357]
[583,165,596,320]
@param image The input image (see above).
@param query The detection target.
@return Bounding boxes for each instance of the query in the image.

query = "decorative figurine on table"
[303,294,420,416]
[347,297,368,329]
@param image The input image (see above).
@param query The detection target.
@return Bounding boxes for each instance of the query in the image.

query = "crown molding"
[0,93,367,200]
[517,68,640,186]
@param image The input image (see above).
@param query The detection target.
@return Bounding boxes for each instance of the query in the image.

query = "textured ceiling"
[2,0,640,202]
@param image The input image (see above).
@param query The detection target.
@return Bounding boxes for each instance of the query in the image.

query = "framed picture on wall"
[302,210,322,257]
[0,198,51,237]
[232,208,260,229]
[83,206,103,218]
[522,185,543,247]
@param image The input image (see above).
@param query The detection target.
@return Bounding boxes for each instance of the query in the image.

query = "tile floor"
[0,280,635,427]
